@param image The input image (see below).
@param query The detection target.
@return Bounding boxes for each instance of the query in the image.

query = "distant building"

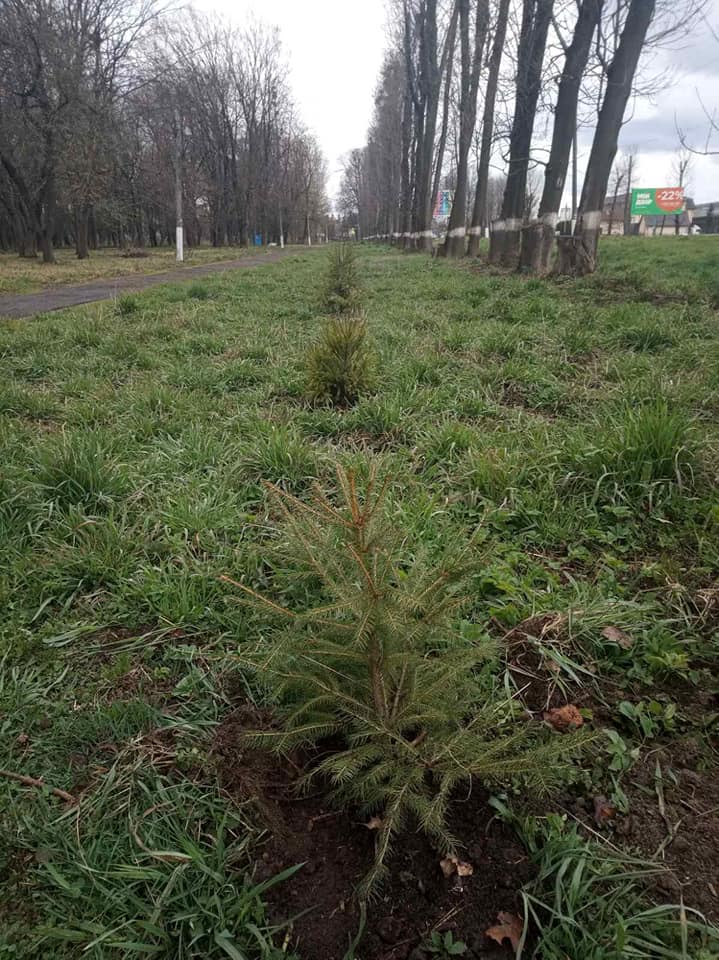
[691,202,719,235]
[600,192,633,235]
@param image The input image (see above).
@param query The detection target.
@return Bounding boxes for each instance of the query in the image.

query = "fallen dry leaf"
[543,704,584,732]
[440,857,457,878]
[439,855,474,878]
[594,795,617,825]
[485,911,523,951]
[365,816,384,831]
[601,626,633,649]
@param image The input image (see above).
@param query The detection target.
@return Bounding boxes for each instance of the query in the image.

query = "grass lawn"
[0,245,264,296]
[1,238,718,958]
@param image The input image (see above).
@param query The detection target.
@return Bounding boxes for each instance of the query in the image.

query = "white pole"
[174,108,184,262]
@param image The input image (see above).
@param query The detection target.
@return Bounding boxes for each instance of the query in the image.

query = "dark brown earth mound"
[214,709,532,960]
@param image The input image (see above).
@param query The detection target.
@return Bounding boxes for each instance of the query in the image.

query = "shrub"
[305,314,376,406]
[323,243,361,314]
[228,465,584,895]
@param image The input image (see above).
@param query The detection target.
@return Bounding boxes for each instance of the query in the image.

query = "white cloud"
[192,0,389,196]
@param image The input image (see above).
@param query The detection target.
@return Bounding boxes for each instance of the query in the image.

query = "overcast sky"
[199,0,719,204]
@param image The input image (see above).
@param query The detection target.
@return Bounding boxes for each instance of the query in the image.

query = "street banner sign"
[433,189,453,219]
[630,187,685,216]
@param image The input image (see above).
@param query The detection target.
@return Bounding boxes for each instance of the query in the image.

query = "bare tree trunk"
[2,154,41,259]
[623,154,634,235]
[608,180,622,236]
[18,223,37,258]
[404,0,455,252]
[75,205,90,259]
[556,0,656,276]
[40,173,56,264]
[430,5,459,219]
[467,0,510,257]
[572,127,578,220]
[519,0,602,274]
[398,87,413,246]
[674,156,688,235]
[414,0,440,252]
[489,0,554,268]
[440,0,490,258]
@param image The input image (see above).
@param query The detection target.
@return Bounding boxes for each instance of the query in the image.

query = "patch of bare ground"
[213,707,535,960]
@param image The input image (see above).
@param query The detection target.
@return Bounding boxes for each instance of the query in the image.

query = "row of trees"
[0,1,328,262]
[341,0,706,275]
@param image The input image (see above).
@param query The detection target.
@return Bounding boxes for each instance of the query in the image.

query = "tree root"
[0,768,77,803]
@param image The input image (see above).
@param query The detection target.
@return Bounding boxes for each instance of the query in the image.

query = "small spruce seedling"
[305,313,376,406]
[323,242,362,315]
[226,464,586,895]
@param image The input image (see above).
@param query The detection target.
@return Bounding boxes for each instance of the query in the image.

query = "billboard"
[433,189,453,219]
[630,187,685,217]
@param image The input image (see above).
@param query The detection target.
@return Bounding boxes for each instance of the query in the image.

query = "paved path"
[0,249,296,319]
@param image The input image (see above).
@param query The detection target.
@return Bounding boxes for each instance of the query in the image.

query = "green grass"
[1,237,718,955]
[514,813,719,959]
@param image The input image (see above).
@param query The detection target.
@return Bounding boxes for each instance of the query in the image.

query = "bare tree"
[670,146,692,234]
[519,0,603,273]
[430,6,459,229]
[489,0,555,267]
[338,149,365,237]
[622,147,638,235]
[439,0,490,257]
[605,158,627,235]
[0,6,330,257]
[0,0,165,261]
[402,0,457,250]
[556,0,656,275]
[467,0,511,257]
[678,91,719,156]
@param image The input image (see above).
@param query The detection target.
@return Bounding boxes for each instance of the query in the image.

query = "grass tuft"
[568,399,696,505]
[32,431,130,510]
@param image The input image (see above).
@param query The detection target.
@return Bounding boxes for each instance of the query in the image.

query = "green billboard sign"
[630,187,685,217]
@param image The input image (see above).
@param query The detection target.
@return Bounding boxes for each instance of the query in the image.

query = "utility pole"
[624,153,634,236]
[174,107,184,262]
[571,126,578,227]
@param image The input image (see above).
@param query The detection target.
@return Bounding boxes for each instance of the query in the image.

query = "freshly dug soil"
[564,676,719,924]
[616,738,719,922]
[214,709,533,959]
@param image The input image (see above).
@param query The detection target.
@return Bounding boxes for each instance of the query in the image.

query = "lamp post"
[174,107,184,262]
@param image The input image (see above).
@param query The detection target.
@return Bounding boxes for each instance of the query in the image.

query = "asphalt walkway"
[0,248,294,319]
